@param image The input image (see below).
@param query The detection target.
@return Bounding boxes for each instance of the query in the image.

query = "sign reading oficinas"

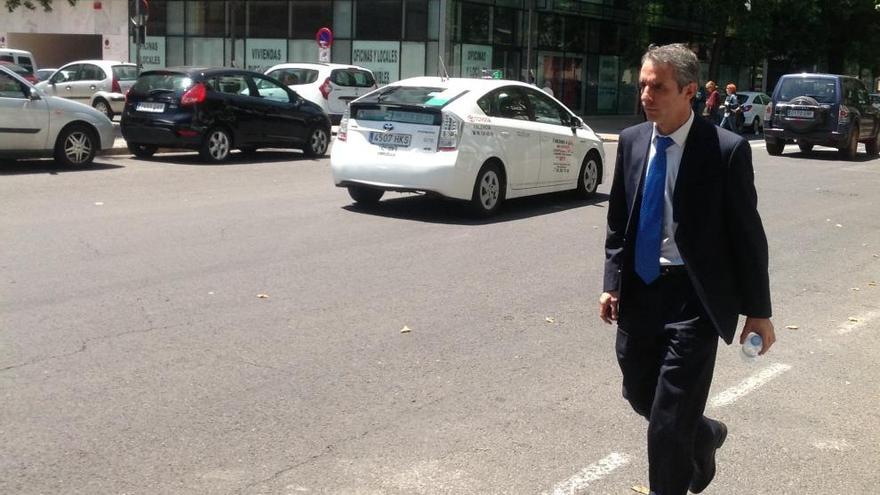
[459,44,493,79]
[352,41,400,86]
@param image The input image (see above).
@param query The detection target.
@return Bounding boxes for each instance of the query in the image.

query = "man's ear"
[683,81,697,100]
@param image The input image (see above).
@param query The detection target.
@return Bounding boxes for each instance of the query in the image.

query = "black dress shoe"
[690,420,728,494]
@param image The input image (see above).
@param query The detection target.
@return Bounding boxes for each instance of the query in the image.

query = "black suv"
[121,67,331,162]
[764,73,879,160]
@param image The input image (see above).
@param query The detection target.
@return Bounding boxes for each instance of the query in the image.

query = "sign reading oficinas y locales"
[352,41,400,86]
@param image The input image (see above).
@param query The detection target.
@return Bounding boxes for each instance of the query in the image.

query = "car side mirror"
[29,87,41,100]
[570,116,584,129]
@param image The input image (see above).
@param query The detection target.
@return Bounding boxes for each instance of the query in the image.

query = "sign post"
[130,0,149,75]
[316,27,333,63]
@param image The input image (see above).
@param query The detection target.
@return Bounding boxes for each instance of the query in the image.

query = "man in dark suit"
[598,43,776,495]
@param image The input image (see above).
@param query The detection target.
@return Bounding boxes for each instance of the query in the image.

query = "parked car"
[0,64,114,167]
[36,68,58,82]
[331,77,606,216]
[734,91,770,134]
[35,60,138,119]
[264,63,377,124]
[121,67,332,162]
[0,48,38,74]
[0,61,38,84]
[764,73,880,159]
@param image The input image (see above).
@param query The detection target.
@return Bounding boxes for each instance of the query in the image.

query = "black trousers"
[615,269,720,495]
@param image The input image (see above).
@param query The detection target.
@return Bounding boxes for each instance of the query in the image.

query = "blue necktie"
[635,136,674,284]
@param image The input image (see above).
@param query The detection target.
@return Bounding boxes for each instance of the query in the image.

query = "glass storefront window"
[248,1,288,38]
[493,7,516,46]
[166,36,184,67]
[405,0,428,41]
[333,1,353,39]
[292,1,332,39]
[289,40,319,64]
[185,1,225,37]
[537,13,563,50]
[142,0,167,36]
[428,0,440,41]
[564,16,586,52]
[357,1,402,40]
[401,42,426,79]
[187,38,224,66]
[331,40,352,64]
[167,1,184,36]
[460,3,491,44]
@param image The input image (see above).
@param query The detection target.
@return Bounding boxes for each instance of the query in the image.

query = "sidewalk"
[105,113,643,156]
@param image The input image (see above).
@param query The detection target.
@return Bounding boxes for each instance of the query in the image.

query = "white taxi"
[330,77,605,216]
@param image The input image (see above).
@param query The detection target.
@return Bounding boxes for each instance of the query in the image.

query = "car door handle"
[89,85,96,90]
[65,86,72,91]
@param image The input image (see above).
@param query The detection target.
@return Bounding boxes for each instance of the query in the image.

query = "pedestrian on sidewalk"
[703,81,720,124]
[720,82,742,133]
[598,43,775,495]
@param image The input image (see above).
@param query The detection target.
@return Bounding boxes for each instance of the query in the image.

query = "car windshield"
[130,73,194,94]
[266,68,318,86]
[778,77,838,104]
[113,65,139,81]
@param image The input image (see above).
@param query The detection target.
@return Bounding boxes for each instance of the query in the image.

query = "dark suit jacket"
[603,116,771,344]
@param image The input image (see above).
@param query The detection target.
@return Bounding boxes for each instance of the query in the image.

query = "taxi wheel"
[199,127,232,163]
[54,124,97,168]
[765,138,784,156]
[304,127,329,157]
[576,152,601,198]
[470,162,505,217]
[348,186,384,205]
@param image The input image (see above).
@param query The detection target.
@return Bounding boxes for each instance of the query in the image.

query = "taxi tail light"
[337,108,349,142]
[438,113,463,151]
[181,83,207,106]
[111,77,121,93]
[319,78,332,99]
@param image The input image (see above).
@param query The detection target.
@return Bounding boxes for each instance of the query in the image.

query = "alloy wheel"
[64,130,93,164]
[479,170,500,210]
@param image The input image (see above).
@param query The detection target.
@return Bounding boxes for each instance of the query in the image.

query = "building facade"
[1,0,762,115]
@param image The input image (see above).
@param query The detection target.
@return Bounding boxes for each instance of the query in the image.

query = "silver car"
[0,64,114,167]
[36,60,138,120]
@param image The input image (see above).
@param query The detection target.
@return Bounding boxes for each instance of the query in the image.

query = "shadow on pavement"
[132,150,321,165]
[0,159,124,176]
[342,191,609,225]
[774,147,879,163]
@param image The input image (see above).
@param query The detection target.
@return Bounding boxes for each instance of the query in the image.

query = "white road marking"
[812,438,853,450]
[546,452,631,495]
[708,362,792,408]
[837,310,880,334]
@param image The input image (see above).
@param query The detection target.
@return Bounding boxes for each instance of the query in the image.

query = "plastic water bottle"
[741,332,763,362]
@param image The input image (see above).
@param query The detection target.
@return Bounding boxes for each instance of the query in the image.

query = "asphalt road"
[2,141,879,495]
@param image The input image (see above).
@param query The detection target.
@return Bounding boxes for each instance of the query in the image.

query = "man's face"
[639,60,695,132]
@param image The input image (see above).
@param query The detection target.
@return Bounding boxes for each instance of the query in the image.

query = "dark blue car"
[121,67,332,162]
[763,73,880,160]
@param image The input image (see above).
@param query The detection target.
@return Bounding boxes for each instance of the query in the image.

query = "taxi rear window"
[358,86,466,107]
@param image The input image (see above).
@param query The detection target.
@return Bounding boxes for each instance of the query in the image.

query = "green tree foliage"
[5,0,77,12]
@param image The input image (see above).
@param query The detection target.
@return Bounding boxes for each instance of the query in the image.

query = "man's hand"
[739,317,775,355]
[599,291,619,324]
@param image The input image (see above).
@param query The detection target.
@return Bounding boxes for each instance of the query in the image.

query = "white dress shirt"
[645,111,695,266]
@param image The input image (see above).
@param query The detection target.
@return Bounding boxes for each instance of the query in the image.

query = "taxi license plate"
[370,132,411,147]
[788,109,814,118]
[136,102,165,113]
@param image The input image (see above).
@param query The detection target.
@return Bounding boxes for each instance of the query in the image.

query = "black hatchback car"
[121,67,332,162]
[764,73,879,160]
